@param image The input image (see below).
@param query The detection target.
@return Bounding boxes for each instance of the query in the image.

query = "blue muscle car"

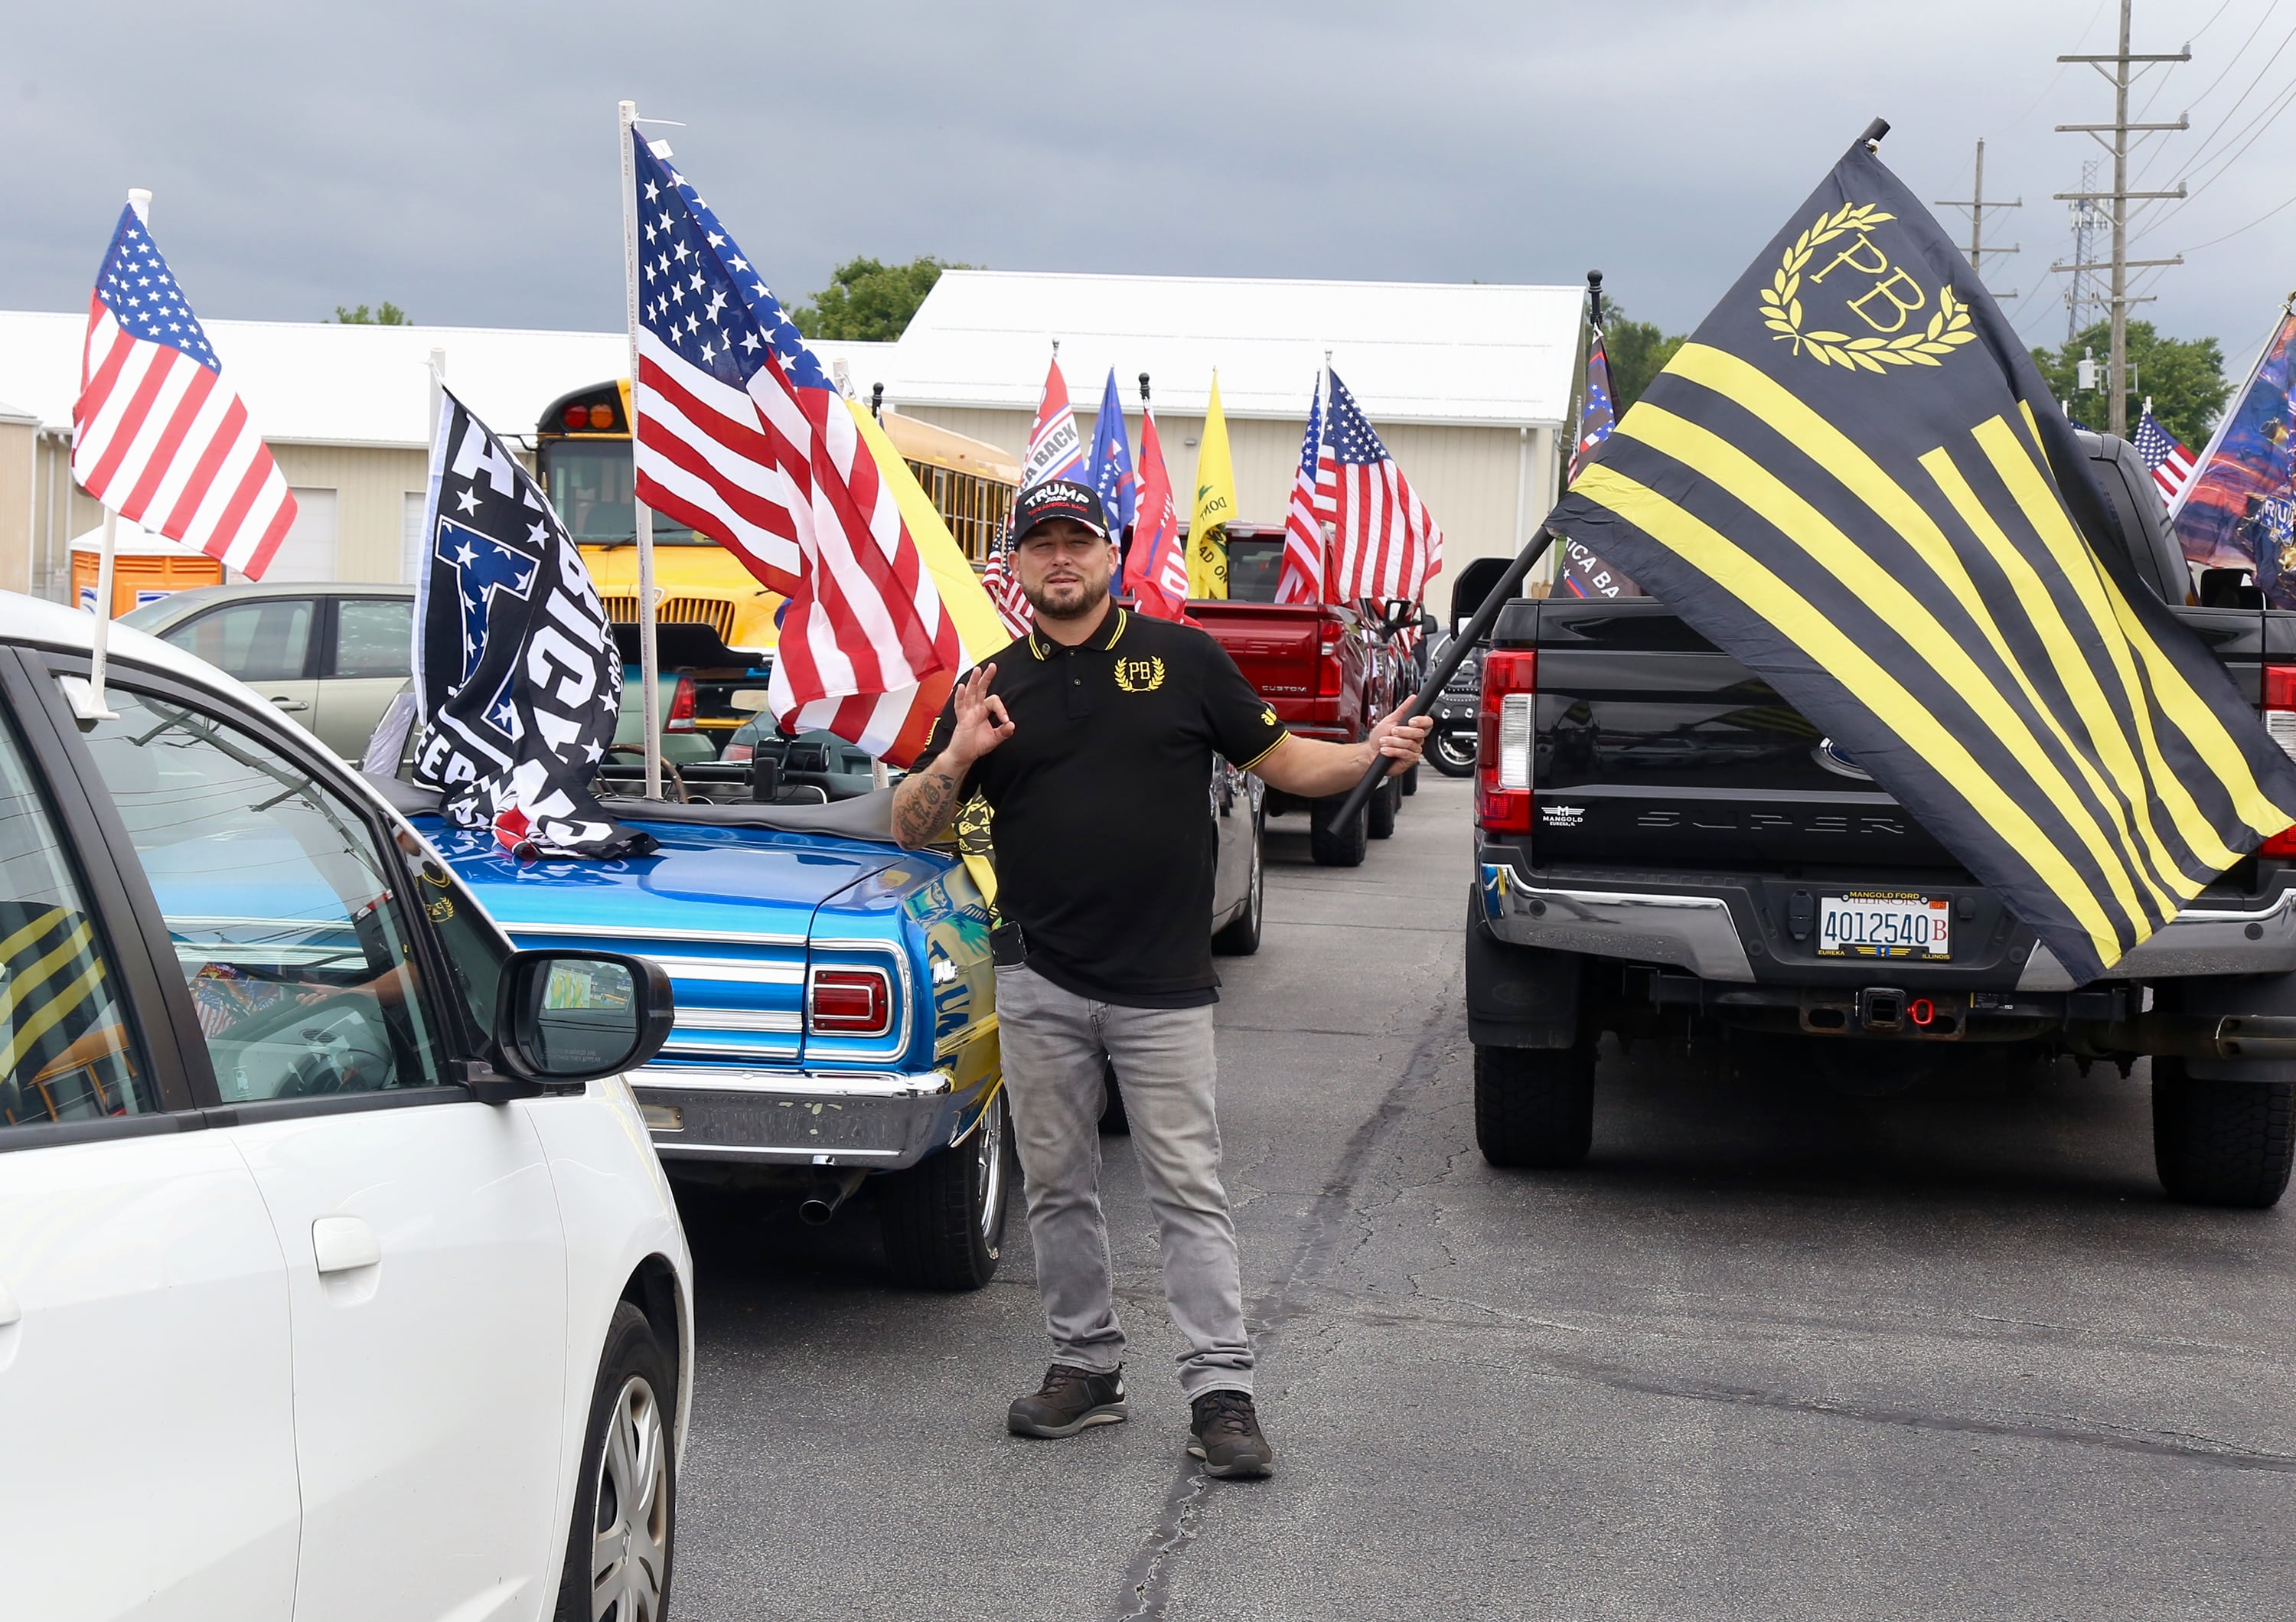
[393,789,1008,1288]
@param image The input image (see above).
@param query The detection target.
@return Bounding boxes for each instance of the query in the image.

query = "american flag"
[1326,369,1442,605]
[2135,403,2198,505]
[1568,327,1616,483]
[72,207,295,579]
[1274,381,1328,604]
[1558,325,1640,599]
[627,134,961,764]
[1020,356,1086,492]
[980,542,1032,638]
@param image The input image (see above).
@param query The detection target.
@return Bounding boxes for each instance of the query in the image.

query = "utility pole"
[1934,139,2020,299]
[2053,0,2189,437]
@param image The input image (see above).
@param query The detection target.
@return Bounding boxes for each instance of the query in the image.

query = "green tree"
[1599,302,1688,414]
[2030,320,2229,446]
[332,302,410,325]
[789,256,972,341]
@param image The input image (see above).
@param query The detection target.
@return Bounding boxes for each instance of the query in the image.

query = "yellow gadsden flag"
[1189,371,1235,599]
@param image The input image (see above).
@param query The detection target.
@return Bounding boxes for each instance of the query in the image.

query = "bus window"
[541,440,702,547]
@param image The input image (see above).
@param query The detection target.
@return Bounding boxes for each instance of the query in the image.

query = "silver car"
[119,582,413,761]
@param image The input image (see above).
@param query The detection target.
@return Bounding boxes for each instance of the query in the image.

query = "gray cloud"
[5,0,2288,368]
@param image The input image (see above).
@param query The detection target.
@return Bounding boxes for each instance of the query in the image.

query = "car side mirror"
[492,950,673,1087]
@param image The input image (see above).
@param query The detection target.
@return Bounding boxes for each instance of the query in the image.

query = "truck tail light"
[1316,620,1344,698]
[807,966,892,1036]
[665,677,697,733]
[1476,650,1537,833]
[2261,664,2296,857]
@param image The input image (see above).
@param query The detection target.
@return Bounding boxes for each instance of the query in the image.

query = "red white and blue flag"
[1124,407,1191,622]
[72,207,295,579]
[627,134,963,764]
[1020,354,1087,493]
[1275,380,1329,605]
[1326,369,1442,605]
[1559,323,1641,599]
[2135,401,2198,505]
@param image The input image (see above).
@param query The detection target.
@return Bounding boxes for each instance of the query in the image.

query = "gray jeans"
[993,964,1254,1398]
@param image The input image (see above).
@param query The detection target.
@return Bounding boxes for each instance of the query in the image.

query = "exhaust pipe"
[797,1167,868,1226]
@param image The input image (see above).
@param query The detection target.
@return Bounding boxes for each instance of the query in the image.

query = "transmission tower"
[2053,0,2189,437]
[1935,139,2020,299]
[2064,159,2105,344]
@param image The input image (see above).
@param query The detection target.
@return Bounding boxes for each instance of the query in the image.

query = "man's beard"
[1023,572,1110,622]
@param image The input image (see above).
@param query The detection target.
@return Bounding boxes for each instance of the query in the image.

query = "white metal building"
[0,272,1580,618]
[869,271,1584,618]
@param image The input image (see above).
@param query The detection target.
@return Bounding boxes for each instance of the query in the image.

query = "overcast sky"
[7,0,2292,371]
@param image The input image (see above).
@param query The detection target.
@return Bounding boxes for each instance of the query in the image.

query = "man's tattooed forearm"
[893,769,959,847]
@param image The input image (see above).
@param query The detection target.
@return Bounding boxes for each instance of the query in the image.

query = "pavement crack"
[1102,968,1463,1622]
[1112,1465,1212,1622]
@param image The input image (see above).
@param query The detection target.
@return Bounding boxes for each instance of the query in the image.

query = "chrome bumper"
[1479,865,1757,981]
[1480,863,2296,987]
[631,1065,987,1170]
[2017,887,2296,989]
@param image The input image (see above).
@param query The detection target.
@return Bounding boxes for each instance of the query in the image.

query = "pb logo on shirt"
[1114,657,1166,694]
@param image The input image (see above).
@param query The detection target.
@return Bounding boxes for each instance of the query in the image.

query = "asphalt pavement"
[672,773,2296,1621]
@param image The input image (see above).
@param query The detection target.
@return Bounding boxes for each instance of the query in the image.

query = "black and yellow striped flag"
[1548,132,2296,986]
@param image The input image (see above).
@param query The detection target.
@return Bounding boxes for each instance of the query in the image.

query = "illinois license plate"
[1818,892,1950,959]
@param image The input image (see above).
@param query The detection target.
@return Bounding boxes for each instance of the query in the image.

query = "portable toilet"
[68,517,229,617]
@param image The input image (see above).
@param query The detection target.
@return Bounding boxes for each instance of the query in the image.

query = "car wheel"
[1399,762,1420,797]
[879,1086,1013,1288]
[1211,814,1264,956]
[1309,795,1368,867]
[554,1301,675,1622]
[1430,730,1476,777]
[1474,1043,1596,1169]
[1368,774,1399,840]
[1099,1057,1130,1134]
[2152,1059,2295,1208]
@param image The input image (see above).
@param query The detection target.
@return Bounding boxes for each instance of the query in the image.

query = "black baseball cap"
[1013,478,1111,542]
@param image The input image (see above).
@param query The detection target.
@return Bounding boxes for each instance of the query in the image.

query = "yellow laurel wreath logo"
[1261,704,1279,728]
[1114,656,1166,694]
[1759,203,1976,373]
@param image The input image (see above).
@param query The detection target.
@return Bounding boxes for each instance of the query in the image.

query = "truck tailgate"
[1189,601,1323,702]
[1531,599,1961,871]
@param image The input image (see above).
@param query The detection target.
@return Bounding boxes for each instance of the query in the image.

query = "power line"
[1934,139,2022,300]
[2054,0,2190,436]
[2181,182,2296,252]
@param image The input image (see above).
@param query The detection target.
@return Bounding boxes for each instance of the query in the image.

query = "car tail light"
[2262,664,2296,857]
[808,966,892,1036]
[1476,650,1537,833]
[665,677,697,734]
[1316,620,1344,698]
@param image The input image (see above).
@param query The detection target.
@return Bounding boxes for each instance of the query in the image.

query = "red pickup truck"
[1189,527,1417,866]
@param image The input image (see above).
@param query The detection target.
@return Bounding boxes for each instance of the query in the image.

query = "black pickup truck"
[1466,432,2296,1207]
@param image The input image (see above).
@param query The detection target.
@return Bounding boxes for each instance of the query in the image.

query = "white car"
[0,592,692,1622]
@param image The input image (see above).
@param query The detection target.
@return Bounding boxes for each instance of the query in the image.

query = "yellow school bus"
[536,381,1019,655]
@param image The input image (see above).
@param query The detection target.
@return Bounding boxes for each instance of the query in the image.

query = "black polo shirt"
[918,607,1289,1007]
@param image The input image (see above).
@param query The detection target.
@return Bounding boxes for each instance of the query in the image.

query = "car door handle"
[312,1216,380,1274]
[269,696,311,713]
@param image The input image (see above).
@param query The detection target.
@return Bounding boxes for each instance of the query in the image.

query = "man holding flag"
[890,478,1431,1479]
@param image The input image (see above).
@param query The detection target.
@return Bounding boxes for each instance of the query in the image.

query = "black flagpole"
[1326,526,1557,830]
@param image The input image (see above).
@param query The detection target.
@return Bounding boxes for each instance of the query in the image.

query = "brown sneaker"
[1007,1363,1129,1438]
[1187,1389,1274,1478]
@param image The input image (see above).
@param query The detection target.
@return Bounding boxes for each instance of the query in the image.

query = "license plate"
[1818,892,1950,959]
